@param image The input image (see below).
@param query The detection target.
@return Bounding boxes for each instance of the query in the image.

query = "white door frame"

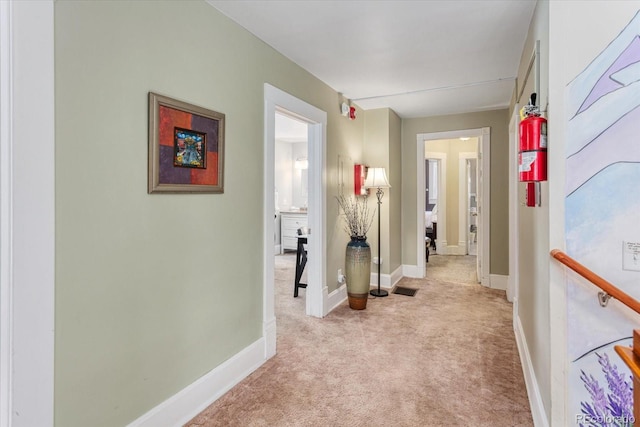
[1,1,55,426]
[416,128,490,286]
[263,84,326,356]
[458,152,477,257]
[508,106,520,305]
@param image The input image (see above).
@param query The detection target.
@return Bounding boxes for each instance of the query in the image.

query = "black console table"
[293,235,307,297]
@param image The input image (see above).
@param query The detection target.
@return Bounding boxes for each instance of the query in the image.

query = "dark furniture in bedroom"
[426,221,437,251]
[294,227,308,297]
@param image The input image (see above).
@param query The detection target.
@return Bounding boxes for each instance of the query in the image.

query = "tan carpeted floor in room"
[186,253,533,427]
[426,252,479,284]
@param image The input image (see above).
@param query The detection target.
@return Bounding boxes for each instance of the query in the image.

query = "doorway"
[424,154,445,256]
[274,112,309,253]
[416,128,490,286]
[263,84,327,357]
[274,112,309,311]
[424,142,478,282]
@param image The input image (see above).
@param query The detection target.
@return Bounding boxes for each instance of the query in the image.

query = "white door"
[467,159,478,257]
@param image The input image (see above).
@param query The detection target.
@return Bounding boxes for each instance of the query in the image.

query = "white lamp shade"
[363,167,391,189]
[294,157,308,170]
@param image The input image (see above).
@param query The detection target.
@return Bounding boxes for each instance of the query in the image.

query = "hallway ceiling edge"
[207,0,536,118]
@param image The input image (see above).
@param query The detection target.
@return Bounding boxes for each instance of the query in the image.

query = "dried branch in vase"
[336,194,375,239]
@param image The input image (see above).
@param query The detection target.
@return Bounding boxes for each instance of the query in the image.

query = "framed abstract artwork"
[148,92,225,193]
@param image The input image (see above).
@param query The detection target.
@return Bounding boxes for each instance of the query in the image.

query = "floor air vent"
[393,286,418,297]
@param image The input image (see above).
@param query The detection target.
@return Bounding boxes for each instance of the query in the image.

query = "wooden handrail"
[553,249,640,421]
[551,249,640,315]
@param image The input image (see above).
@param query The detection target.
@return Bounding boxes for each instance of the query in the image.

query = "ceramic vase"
[345,236,371,310]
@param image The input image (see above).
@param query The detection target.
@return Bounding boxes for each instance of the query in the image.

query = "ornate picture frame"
[148,92,225,193]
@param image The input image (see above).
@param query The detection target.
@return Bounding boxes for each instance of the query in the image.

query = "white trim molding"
[326,284,347,313]
[417,128,491,287]
[514,315,549,427]
[444,244,467,256]
[263,84,328,358]
[402,264,424,279]
[479,127,491,287]
[458,151,477,256]
[263,318,276,359]
[127,338,267,427]
[0,4,13,424]
[370,265,403,289]
[390,266,403,288]
[1,2,56,426]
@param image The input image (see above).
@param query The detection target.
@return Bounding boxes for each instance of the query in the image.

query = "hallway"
[187,255,532,426]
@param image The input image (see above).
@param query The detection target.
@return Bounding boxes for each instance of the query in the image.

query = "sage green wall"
[401,109,510,275]
[54,1,364,425]
[363,109,389,274]
[388,110,402,272]
[513,0,551,421]
[363,108,402,275]
[425,138,478,248]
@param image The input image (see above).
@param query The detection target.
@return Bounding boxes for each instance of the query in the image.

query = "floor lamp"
[364,167,391,297]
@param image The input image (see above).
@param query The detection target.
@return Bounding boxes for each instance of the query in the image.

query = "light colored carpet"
[187,254,533,427]
[426,253,478,284]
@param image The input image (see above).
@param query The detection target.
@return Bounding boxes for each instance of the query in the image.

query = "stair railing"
[551,249,640,423]
[550,249,640,313]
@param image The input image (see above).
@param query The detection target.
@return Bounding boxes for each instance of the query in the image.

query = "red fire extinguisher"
[519,93,547,182]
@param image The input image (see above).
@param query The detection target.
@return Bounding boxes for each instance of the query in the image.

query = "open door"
[467,158,478,257]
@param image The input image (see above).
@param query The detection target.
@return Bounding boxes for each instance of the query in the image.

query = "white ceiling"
[208,0,536,119]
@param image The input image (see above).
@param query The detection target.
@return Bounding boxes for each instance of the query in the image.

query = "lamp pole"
[370,187,388,297]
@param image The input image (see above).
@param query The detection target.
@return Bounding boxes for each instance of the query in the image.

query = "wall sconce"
[354,164,368,195]
[294,157,308,170]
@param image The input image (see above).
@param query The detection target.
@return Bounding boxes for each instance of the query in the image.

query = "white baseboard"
[514,315,549,427]
[490,274,508,291]
[274,244,281,254]
[456,242,469,255]
[127,338,267,427]
[326,283,347,313]
[434,242,469,255]
[402,264,424,279]
[390,266,403,287]
[370,265,403,289]
[263,317,276,359]
[436,239,448,255]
